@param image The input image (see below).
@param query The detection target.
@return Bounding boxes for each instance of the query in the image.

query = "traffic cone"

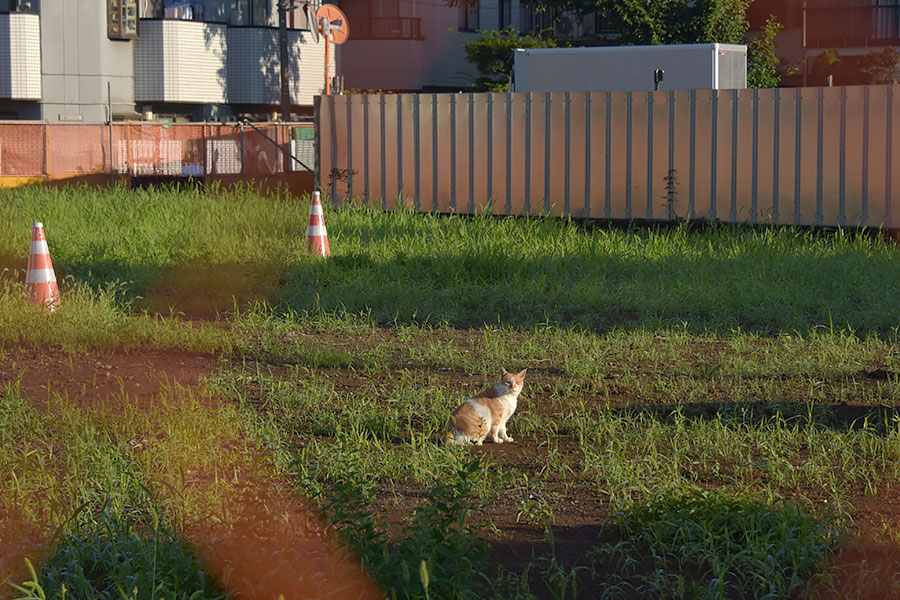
[25,222,60,312]
[306,191,331,257]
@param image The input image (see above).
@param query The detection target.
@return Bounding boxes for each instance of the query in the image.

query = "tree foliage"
[811,47,900,86]
[746,15,788,88]
[463,26,557,92]
[464,0,803,89]
[523,0,752,45]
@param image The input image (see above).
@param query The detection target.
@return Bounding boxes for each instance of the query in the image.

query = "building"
[336,0,482,91]
[0,0,616,120]
[0,0,331,122]
[335,0,619,92]
[747,0,900,86]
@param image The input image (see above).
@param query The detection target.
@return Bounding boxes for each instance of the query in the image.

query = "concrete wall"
[340,40,424,91]
[40,0,136,121]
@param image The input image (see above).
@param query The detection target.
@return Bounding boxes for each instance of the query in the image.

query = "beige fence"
[317,86,900,228]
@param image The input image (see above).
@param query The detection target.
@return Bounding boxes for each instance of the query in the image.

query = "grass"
[3,184,900,599]
[2,184,900,335]
[591,487,839,599]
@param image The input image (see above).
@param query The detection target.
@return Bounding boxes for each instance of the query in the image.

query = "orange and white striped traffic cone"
[306,191,331,257]
[25,222,60,312]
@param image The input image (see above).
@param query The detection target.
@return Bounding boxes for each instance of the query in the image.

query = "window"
[161,0,203,20]
[0,0,39,12]
[108,0,139,39]
[230,0,270,25]
[459,2,478,31]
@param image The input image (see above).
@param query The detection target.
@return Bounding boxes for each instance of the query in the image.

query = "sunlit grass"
[2,184,899,335]
[4,185,900,599]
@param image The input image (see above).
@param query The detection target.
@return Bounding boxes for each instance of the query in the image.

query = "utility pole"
[278,1,291,123]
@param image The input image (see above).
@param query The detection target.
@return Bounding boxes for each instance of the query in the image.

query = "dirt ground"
[4,341,900,598]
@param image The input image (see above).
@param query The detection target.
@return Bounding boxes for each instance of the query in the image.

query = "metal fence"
[0,121,315,186]
[318,86,900,228]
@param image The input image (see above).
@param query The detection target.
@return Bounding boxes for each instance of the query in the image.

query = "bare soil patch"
[4,336,900,598]
[0,344,218,413]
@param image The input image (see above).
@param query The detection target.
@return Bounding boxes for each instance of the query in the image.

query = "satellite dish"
[305,3,319,44]
[316,4,349,45]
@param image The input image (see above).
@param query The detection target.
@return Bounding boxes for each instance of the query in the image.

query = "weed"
[590,487,841,599]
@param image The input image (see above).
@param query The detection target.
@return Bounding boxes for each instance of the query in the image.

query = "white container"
[512,43,747,92]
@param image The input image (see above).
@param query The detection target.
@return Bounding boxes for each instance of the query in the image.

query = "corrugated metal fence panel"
[867,87,889,227]
[693,90,715,221]
[435,95,453,214]
[797,88,818,225]
[844,86,865,227]
[650,91,670,221]
[380,95,398,210]
[670,90,692,220]
[399,94,417,210]
[734,89,755,222]
[755,89,776,224]
[509,93,528,216]
[608,92,630,219]
[318,86,900,228]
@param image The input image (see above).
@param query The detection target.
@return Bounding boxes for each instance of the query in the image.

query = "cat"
[446,368,527,446]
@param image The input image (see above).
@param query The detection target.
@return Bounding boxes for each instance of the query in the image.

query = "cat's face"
[499,368,527,393]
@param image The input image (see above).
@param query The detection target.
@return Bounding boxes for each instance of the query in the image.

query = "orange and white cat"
[447,368,527,446]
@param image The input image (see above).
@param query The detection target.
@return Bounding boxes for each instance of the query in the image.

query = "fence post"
[126,122,133,176]
[108,81,114,187]
[42,122,48,177]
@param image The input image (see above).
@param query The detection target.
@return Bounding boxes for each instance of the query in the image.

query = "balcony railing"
[352,17,422,40]
[805,5,900,48]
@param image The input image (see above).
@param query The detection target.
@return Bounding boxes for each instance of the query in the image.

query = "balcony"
[0,12,40,100]
[353,17,422,40]
[134,19,227,104]
[804,5,900,48]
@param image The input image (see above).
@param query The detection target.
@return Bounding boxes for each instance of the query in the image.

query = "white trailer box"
[512,43,747,92]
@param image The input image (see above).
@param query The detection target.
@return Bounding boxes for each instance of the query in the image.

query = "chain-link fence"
[0,121,316,192]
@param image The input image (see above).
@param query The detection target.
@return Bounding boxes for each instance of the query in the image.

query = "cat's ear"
[517,368,527,379]
[501,367,509,376]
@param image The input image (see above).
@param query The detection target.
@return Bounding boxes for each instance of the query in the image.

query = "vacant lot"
[2,184,900,599]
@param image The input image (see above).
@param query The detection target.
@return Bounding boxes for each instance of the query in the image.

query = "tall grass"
[1,184,899,335]
[4,184,900,599]
[0,384,225,600]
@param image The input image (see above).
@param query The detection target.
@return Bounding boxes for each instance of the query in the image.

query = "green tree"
[811,47,898,85]
[519,0,790,87]
[860,47,900,84]
[746,15,792,88]
[463,26,557,92]
[530,0,752,45]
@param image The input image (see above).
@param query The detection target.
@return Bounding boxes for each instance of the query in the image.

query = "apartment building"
[747,0,900,85]
[0,0,608,120]
[0,0,329,121]
[335,0,618,92]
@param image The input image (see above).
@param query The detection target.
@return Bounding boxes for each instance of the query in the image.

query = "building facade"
[747,0,900,86]
[0,0,331,122]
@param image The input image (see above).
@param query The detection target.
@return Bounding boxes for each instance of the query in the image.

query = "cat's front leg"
[499,424,514,443]
[489,425,504,443]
